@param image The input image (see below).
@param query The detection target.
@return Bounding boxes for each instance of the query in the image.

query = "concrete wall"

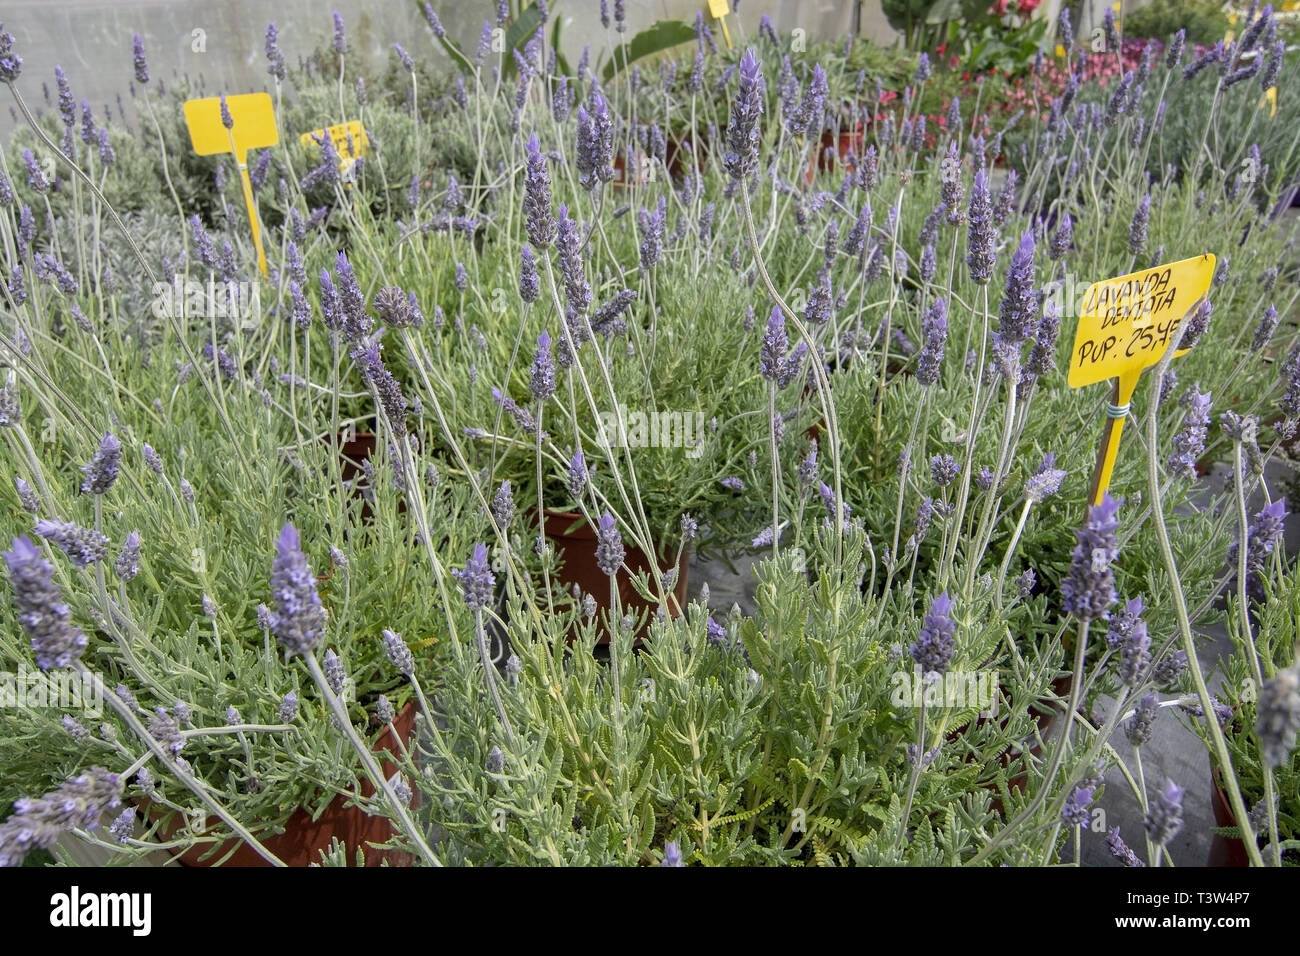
[1,0,1143,140]
[0,0,901,138]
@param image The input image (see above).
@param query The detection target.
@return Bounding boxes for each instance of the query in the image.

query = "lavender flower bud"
[966,169,995,284]
[132,33,148,85]
[1127,194,1150,256]
[1144,779,1184,846]
[1061,492,1122,622]
[323,649,345,694]
[1105,827,1145,867]
[997,230,1037,344]
[523,135,556,246]
[1167,386,1211,481]
[576,93,615,190]
[454,543,495,611]
[268,523,326,656]
[114,531,141,583]
[1232,498,1288,600]
[724,50,765,182]
[759,307,788,382]
[910,592,956,676]
[1015,569,1036,600]
[662,840,684,866]
[1166,29,1186,69]
[80,432,121,495]
[280,692,298,722]
[382,628,415,677]
[1255,667,1300,769]
[1126,692,1158,746]
[486,746,505,774]
[34,520,107,568]
[595,512,624,576]
[1025,453,1066,502]
[930,454,959,488]
[567,450,588,500]
[1251,305,1278,352]
[491,480,515,529]
[1060,786,1093,827]
[519,245,540,303]
[0,767,122,866]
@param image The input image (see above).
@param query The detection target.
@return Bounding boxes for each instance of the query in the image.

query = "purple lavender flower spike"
[268,523,326,656]
[576,92,614,190]
[1060,787,1094,827]
[382,628,414,677]
[595,512,624,576]
[1061,492,1122,623]
[930,454,959,488]
[519,245,540,303]
[1255,667,1300,768]
[1167,386,1211,480]
[1145,779,1184,845]
[114,531,141,583]
[523,134,556,246]
[530,332,555,402]
[33,520,107,568]
[1231,498,1288,600]
[911,592,956,676]
[80,433,122,495]
[4,536,90,670]
[724,50,765,182]
[454,543,495,611]
[567,450,588,499]
[0,767,121,866]
[759,307,787,382]
[132,33,148,85]
[966,169,995,284]
[1128,194,1151,256]
[997,230,1037,344]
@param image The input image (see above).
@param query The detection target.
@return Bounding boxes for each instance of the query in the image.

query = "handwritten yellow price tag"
[1067,254,1216,389]
[300,120,369,169]
[182,93,278,277]
[1069,254,1215,505]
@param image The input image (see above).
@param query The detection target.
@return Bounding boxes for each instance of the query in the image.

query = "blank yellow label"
[300,121,369,164]
[1067,254,1216,389]
[708,0,730,16]
[183,93,278,160]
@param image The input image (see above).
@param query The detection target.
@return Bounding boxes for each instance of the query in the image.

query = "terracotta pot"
[146,700,420,867]
[1208,769,1252,867]
[805,125,864,184]
[540,508,689,644]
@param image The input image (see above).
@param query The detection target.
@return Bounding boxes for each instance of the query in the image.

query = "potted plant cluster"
[0,0,1297,867]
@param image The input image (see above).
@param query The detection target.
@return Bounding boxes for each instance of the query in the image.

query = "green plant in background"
[1125,0,1232,45]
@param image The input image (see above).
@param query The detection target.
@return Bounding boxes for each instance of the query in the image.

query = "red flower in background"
[989,0,1010,14]
[1018,0,1041,13]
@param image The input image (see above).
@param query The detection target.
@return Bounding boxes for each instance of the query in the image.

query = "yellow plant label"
[1262,86,1278,117]
[183,94,277,161]
[300,121,369,167]
[1067,254,1216,389]
[708,0,731,17]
